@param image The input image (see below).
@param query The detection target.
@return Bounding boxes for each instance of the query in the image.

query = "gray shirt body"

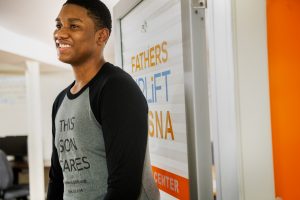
[47,63,160,200]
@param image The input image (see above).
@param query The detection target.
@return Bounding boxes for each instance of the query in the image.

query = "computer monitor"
[0,135,28,161]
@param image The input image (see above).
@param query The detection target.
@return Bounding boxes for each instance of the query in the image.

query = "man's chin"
[58,57,72,64]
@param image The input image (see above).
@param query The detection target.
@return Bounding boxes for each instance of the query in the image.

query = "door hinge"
[193,0,207,9]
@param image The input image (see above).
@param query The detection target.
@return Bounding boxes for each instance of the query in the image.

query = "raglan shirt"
[47,63,160,200]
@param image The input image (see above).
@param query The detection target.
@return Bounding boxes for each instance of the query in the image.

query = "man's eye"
[56,24,62,29]
[70,24,79,29]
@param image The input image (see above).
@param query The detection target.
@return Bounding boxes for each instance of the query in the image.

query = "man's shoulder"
[102,62,135,83]
[91,62,134,90]
[57,84,71,100]
[101,63,145,103]
[52,85,70,111]
[101,62,129,79]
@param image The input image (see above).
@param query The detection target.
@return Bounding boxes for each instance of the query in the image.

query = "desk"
[9,160,51,192]
[9,160,29,184]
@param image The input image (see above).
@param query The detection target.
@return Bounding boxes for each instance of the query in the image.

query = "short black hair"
[63,0,112,33]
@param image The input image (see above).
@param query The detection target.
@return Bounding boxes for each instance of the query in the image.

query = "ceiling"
[0,50,66,74]
[0,0,120,73]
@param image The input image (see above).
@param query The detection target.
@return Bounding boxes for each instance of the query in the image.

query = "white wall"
[233,0,275,199]
[0,70,73,164]
[207,0,275,199]
[0,26,68,70]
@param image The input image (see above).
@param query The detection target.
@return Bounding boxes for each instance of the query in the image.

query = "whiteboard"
[0,75,27,136]
[0,75,26,105]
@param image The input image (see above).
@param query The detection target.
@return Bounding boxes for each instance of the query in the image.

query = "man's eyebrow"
[69,18,83,23]
[55,18,83,23]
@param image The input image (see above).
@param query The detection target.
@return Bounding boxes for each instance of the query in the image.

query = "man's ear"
[96,28,110,46]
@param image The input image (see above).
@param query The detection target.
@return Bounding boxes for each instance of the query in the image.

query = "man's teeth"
[59,44,71,48]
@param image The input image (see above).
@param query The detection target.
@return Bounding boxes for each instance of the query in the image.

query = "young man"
[47,0,160,199]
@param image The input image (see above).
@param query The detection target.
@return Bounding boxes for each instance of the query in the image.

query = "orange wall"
[267,0,300,199]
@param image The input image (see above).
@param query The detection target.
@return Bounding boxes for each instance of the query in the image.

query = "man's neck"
[70,58,106,94]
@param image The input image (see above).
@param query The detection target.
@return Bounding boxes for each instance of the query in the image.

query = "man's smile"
[56,40,72,49]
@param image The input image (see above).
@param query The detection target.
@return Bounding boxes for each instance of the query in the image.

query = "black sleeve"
[100,73,148,200]
[47,93,65,200]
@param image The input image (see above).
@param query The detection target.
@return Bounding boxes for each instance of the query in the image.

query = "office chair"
[0,150,29,200]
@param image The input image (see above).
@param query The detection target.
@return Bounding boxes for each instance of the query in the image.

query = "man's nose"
[54,27,69,39]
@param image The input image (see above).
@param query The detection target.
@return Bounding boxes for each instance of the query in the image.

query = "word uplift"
[136,69,171,104]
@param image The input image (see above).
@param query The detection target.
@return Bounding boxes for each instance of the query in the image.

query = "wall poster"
[121,0,190,199]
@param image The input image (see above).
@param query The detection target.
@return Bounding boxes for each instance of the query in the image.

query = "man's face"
[54,4,98,65]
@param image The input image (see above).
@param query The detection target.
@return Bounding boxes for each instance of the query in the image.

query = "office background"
[0,0,299,199]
